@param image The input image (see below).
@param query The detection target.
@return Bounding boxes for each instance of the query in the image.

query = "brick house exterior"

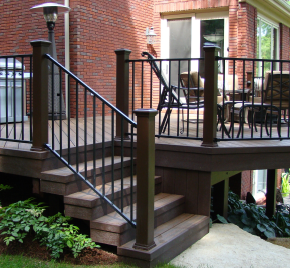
[1,0,290,199]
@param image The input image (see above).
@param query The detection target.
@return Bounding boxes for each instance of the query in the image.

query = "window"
[256,16,279,75]
[161,11,229,82]
[252,170,267,200]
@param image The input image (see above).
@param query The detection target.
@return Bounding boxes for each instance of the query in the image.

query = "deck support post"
[266,169,277,218]
[201,45,219,147]
[133,109,158,251]
[115,49,131,139]
[212,177,229,219]
[30,40,51,151]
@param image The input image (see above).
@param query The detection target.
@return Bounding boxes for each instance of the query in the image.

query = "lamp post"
[30,3,71,119]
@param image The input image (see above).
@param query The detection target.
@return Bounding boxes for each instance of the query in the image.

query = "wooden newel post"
[30,40,51,151]
[133,108,157,251]
[115,49,131,139]
[201,45,219,147]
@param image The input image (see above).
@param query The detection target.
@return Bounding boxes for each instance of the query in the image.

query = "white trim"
[239,0,290,28]
[258,13,279,28]
[160,19,169,59]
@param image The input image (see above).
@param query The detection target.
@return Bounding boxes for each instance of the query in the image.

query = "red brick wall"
[1,0,154,117]
[68,0,153,116]
[241,170,252,199]
[1,0,65,64]
[279,23,290,70]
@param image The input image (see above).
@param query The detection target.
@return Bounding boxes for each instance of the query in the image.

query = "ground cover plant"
[0,197,99,259]
[225,191,290,239]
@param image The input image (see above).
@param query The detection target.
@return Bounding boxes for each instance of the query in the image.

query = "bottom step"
[117,214,209,268]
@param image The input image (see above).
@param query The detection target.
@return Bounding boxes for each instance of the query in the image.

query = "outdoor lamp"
[30,3,70,31]
[30,2,70,120]
[146,27,157,45]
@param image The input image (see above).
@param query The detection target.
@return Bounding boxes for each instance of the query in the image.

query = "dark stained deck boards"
[90,193,183,233]
[117,213,209,265]
[0,115,290,154]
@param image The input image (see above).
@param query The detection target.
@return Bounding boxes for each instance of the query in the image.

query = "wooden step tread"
[41,156,135,182]
[64,176,162,208]
[90,193,185,233]
[117,214,209,263]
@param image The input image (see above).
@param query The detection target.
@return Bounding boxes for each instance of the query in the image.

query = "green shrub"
[0,198,47,245]
[227,191,289,239]
[0,198,99,259]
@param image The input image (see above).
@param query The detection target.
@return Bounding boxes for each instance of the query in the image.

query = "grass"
[0,254,181,268]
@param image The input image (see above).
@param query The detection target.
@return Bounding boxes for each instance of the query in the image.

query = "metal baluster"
[59,68,63,156]
[131,62,135,120]
[67,75,71,164]
[13,57,16,139]
[93,95,96,187]
[76,82,79,173]
[121,117,124,212]
[141,61,144,108]
[111,111,115,203]
[29,55,33,142]
[21,56,24,140]
[51,62,55,149]
[102,102,105,195]
[130,123,134,221]
[5,58,8,139]
[84,87,88,180]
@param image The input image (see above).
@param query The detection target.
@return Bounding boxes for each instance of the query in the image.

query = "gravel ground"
[171,223,290,268]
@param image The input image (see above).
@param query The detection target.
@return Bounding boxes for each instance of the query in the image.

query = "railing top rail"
[127,57,204,63]
[0,54,33,58]
[217,56,290,63]
[45,53,137,127]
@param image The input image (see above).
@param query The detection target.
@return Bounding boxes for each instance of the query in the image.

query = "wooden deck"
[0,114,289,151]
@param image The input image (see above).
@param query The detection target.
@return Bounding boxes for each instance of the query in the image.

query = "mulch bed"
[0,234,119,266]
[267,237,290,249]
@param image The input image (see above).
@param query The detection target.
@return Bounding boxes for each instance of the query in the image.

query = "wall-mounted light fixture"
[145,27,157,45]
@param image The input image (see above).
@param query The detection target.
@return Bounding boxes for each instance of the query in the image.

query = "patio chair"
[228,71,288,138]
[141,52,205,134]
[249,71,290,115]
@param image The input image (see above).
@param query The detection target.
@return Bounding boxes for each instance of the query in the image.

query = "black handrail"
[45,54,136,127]
[45,54,137,227]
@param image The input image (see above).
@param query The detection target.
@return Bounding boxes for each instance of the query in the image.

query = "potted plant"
[281,172,290,198]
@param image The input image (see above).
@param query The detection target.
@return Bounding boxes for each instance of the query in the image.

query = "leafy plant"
[35,213,98,259]
[227,191,284,239]
[0,198,47,245]
[0,198,99,259]
[0,184,13,192]
[273,204,290,237]
[281,173,290,197]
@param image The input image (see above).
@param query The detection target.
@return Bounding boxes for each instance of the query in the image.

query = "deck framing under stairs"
[1,136,290,267]
[0,140,213,267]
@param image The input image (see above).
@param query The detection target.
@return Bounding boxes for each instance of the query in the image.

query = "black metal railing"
[0,55,33,144]
[45,54,137,227]
[217,56,290,141]
[129,53,290,142]
[128,56,205,139]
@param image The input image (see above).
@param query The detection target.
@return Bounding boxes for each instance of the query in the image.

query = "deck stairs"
[40,147,209,267]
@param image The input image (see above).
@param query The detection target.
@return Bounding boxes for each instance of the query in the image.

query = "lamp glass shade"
[43,7,58,22]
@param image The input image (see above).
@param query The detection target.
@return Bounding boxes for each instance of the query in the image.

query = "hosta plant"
[0,198,99,259]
